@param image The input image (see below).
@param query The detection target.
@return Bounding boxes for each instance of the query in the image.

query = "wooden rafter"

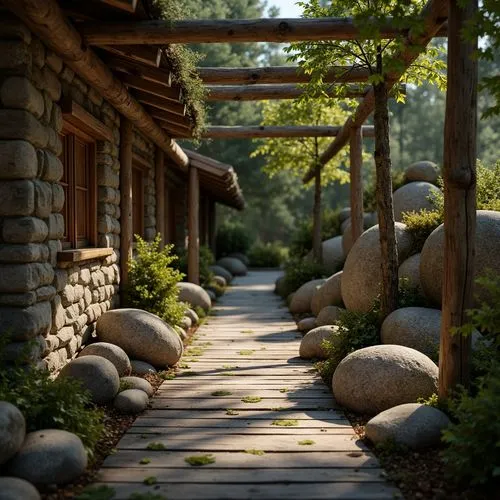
[303,0,449,183]
[134,90,186,116]
[80,18,448,45]
[106,56,172,87]
[149,109,192,130]
[202,125,375,139]
[118,72,182,101]
[99,0,138,13]
[197,66,371,85]
[100,45,162,67]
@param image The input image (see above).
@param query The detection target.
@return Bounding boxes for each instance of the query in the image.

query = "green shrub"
[278,257,329,298]
[216,221,251,258]
[248,241,289,268]
[174,245,215,287]
[402,209,443,253]
[126,235,186,327]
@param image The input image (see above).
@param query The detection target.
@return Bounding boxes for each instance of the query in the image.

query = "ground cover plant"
[174,245,215,287]
[248,241,289,267]
[215,221,251,258]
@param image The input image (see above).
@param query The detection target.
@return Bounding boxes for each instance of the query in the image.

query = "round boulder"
[289,279,326,314]
[216,257,247,276]
[297,317,316,333]
[228,252,250,266]
[185,308,199,325]
[114,389,149,414]
[393,181,441,222]
[0,402,26,465]
[206,289,217,302]
[209,265,233,283]
[131,360,157,376]
[6,429,87,485]
[341,223,414,312]
[421,210,500,307]
[175,326,188,340]
[79,342,131,377]
[321,236,345,274]
[339,207,351,223]
[0,477,41,500]
[97,309,183,368]
[180,316,192,331]
[120,376,154,397]
[177,282,211,312]
[316,306,345,327]
[299,326,339,360]
[59,355,119,404]
[404,161,439,184]
[212,275,226,288]
[311,271,343,316]
[365,403,450,449]
[332,345,438,415]
[398,253,422,292]
[342,213,378,257]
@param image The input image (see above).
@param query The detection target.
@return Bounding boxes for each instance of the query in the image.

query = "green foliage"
[402,209,443,252]
[298,440,315,445]
[184,454,216,466]
[278,257,329,298]
[241,396,262,403]
[0,361,104,458]
[244,449,266,455]
[194,305,206,319]
[146,442,166,451]
[76,485,116,500]
[248,241,289,268]
[272,419,299,427]
[126,235,186,327]
[215,221,251,258]
[174,245,215,287]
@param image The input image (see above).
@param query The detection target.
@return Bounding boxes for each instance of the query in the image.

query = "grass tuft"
[184,454,216,466]
[272,419,298,427]
[241,396,262,403]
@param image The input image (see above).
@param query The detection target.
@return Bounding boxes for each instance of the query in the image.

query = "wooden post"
[120,118,133,298]
[312,139,322,263]
[155,147,165,248]
[187,166,200,285]
[350,126,364,244]
[439,0,478,399]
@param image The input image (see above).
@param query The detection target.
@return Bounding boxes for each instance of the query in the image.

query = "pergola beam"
[303,0,449,183]
[100,0,138,13]
[197,66,371,85]
[202,125,375,139]
[81,18,447,45]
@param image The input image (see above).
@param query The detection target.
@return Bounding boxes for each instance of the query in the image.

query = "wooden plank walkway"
[96,271,400,499]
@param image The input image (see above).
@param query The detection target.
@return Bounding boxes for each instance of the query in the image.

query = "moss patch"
[244,449,266,456]
[146,442,166,451]
[241,396,262,403]
[212,390,232,397]
[298,440,315,445]
[272,419,299,427]
[184,454,216,466]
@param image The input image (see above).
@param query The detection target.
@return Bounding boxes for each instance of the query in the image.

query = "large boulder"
[311,271,343,316]
[58,355,120,404]
[342,213,378,257]
[381,307,442,358]
[297,317,316,333]
[0,402,25,465]
[316,306,345,326]
[209,265,233,283]
[339,207,351,223]
[6,429,87,485]
[404,161,439,184]
[79,342,131,377]
[306,237,345,274]
[113,389,149,414]
[178,282,211,311]
[120,376,154,397]
[365,403,450,449]
[398,253,422,292]
[97,309,183,368]
[216,257,247,276]
[393,182,441,222]
[289,279,326,314]
[228,252,249,266]
[299,326,339,360]
[0,477,41,500]
[332,345,438,415]
[421,210,500,307]
[341,223,414,312]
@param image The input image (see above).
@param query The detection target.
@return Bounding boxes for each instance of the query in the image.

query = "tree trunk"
[439,0,478,399]
[373,50,398,319]
[312,149,323,264]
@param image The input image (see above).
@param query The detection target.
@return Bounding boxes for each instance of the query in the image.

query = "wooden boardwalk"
[96,271,400,499]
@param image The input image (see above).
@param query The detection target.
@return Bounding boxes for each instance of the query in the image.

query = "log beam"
[202,125,375,139]
[101,45,162,67]
[349,126,364,244]
[134,90,186,117]
[187,166,200,285]
[106,56,172,87]
[197,66,371,85]
[119,72,182,101]
[81,18,447,45]
[100,0,138,13]
[3,0,189,170]
[439,0,477,398]
[155,148,165,248]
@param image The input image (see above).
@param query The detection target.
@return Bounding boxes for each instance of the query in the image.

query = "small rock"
[206,289,217,302]
[289,279,326,314]
[404,161,439,184]
[120,376,154,396]
[398,254,422,292]
[311,271,343,316]
[228,252,249,266]
[316,305,345,326]
[175,326,188,340]
[209,265,233,283]
[216,257,247,276]
[6,429,87,485]
[299,326,339,360]
[297,317,316,333]
[180,316,192,330]
[78,342,131,376]
[212,275,226,288]
[114,389,149,414]
[177,282,211,312]
[0,477,41,500]
[131,360,157,376]
[365,403,450,449]
[0,402,26,465]
[58,355,120,404]
[185,308,199,325]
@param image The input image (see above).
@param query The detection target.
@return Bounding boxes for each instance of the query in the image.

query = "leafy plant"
[278,257,328,298]
[139,458,152,465]
[126,235,186,327]
[174,245,215,287]
[402,209,443,252]
[248,241,289,268]
[215,221,251,258]
[143,476,157,486]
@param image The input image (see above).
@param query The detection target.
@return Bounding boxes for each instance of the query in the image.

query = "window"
[59,130,97,249]
[132,165,145,239]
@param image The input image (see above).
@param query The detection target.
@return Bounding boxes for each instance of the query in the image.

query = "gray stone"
[0,41,31,74]
[0,402,26,465]
[176,326,188,340]
[120,376,154,396]
[342,213,379,257]
[398,253,422,292]
[3,336,47,363]
[311,271,343,316]
[209,265,233,284]
[2,217,48,243]
[297,317,316,333]
[177,282,212,312]
[332,345,438,415]
[404,161,439,184]
[33,180,52,218]
[393,181,441,222]
[41,66,61,102]
[97,308,183,367]
[339,207,351,223]
[41,151,63,182]
[365,403,450,449]
[0,477,41,500]
[299,325,339,360]
[36,285,55,302]
[216,257,248,276]
[58,355,120,404]
[0,263,52,292]
[114,389,149,414]
[0,141,37,180]
[180,315,192,330]
[0,180,34,216]
[0,301,51,341]
[305,236,345,274]
[185,308,199,325]
[289,279,326,314]
[56,326,74,348]
[0,292,36,307]
[0,77,44,118]
[212,275,226,288]
[79,342,132,377]
[341,223,414,313]
[52,183,64,212]
[0,110,48,148]
[46,51,63,74]
[206,289,216,302]
[316,305,345,326]
[420,210,500,307]
[0,243,48,263]
[6,429,87,485]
